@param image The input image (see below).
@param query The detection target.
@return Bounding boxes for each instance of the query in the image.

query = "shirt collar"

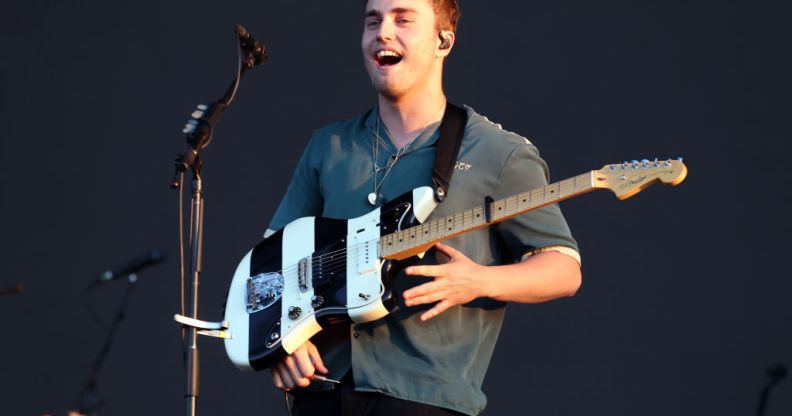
[363,105,442,152]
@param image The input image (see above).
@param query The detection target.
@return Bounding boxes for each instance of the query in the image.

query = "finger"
[294,350,316,380]
[275,363,296,390]
[405,290,447,307]
[403,280,443,300]
[421,300,453,321]
[307,344,329,374]
[434,242,464,259]
[271,368,286,390]
[283,355,311,388]
[405,264,443,277]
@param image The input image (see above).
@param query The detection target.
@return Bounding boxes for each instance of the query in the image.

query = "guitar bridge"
[246,272,284,313]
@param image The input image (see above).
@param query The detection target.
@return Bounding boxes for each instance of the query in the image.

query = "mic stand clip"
[174,314,232,339]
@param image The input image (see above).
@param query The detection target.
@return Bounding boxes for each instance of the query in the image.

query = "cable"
[283,391,293,416]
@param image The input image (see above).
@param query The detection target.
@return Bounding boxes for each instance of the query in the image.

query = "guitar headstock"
[593,158,688,200]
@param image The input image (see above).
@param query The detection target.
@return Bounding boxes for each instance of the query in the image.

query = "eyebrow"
[364,7,418,18]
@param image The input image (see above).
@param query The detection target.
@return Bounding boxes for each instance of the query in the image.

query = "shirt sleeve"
[266,131,325,234]
[493,142,579,263]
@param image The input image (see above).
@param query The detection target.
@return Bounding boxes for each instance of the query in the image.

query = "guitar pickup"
[357,240,378,274]
[298,257,310,292]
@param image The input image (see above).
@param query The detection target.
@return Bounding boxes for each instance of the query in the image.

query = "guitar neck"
[380,171,597,260]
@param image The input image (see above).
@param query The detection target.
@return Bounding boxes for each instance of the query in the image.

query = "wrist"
[476,264,500,299]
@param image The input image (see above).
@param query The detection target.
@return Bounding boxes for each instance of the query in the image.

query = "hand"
[270,340,328,391]
[402,243,490,321]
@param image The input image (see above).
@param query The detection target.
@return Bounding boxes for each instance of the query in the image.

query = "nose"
[376,18,395,43]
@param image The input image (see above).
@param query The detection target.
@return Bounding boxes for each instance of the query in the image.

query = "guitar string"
[263,175,591,283]
[260,167,677,289]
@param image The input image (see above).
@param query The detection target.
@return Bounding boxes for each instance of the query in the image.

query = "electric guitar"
[223,158,687,371]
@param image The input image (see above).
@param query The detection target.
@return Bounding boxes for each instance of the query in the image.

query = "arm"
[402,243,581,321]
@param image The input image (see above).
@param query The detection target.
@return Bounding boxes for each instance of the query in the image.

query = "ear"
[436,30,456,58]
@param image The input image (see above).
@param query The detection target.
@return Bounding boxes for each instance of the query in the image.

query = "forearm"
[482,251,581,303]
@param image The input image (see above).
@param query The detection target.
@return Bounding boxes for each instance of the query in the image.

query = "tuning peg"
[191,110,204,119]
[197,104,208,111]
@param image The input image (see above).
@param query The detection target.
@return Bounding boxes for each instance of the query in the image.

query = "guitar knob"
[311,295,325,308]
[288,306,302,320]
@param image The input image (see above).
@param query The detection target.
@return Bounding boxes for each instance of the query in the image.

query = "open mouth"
[375,50,403,66]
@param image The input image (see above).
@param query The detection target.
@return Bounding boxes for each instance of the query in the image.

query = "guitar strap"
[431,102,468,202]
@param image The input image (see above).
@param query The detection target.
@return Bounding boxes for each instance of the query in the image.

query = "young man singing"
[265,1,581,414]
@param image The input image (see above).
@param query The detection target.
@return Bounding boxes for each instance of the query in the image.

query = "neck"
[378,82,446,149]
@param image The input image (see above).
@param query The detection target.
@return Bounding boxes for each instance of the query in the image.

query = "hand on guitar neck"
[270,340,329,391]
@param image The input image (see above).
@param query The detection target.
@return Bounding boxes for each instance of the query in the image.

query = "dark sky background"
[1,0,790,415]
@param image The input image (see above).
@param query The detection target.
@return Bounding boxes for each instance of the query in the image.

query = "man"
[266,0,582,414]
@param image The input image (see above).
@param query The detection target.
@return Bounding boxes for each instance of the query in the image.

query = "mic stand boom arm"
[169,25,267,416]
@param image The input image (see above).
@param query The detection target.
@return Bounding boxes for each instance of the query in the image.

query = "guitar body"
[224,187,438,371]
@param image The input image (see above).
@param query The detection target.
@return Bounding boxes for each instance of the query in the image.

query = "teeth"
[377,50,401,58]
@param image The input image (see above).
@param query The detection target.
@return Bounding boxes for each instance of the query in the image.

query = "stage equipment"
[0,283,23,295]
[757,364,787,416]
[222,159,688,371]
[76,251,165,415]
[169,24,268,416]
[90,250,164,287]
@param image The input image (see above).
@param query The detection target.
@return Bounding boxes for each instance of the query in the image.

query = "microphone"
[235,24,268,66]
[93,250,165,286]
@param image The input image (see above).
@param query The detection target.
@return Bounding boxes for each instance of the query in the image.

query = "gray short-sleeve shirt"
[268,105,578,416]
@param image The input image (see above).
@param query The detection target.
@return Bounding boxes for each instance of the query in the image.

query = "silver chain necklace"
[368,101,446,206]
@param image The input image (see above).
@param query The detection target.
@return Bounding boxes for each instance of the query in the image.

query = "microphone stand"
[77,275,140,416]
[171,25,267,416]
[757,364,787,416]
[0,283,24,295]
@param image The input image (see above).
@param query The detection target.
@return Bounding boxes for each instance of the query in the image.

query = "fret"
[451,212,461,232]
[418,223,428,245]
[530,189,542,208]
[463,208,474,229]
[508,195,519,215]
[442,214,453,236]
[518,192,529,210]
[473,206,484,226]
[558,178,571,198]
[491,199,504,221]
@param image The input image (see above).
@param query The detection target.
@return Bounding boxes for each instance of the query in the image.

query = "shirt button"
[353,332,360,339]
